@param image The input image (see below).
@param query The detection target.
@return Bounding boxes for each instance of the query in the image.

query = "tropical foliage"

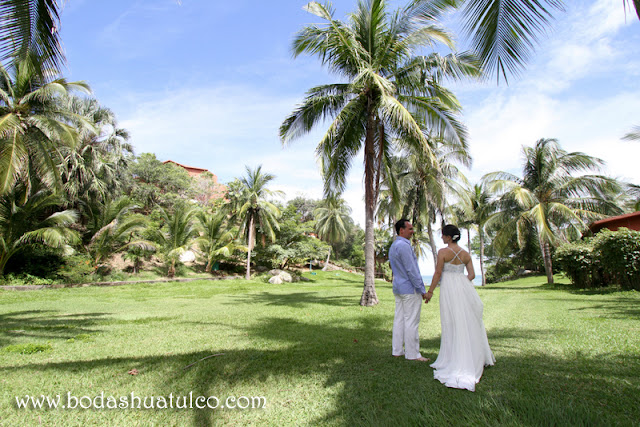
[0,52,91,195]
[0,184,78,275]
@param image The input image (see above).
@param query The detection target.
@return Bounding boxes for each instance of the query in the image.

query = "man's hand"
[424,291,433,304]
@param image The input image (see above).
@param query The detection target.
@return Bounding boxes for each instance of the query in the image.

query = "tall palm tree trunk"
[245,215,254,280]
[323,246,331,271]
[426,221,438,266]
[539,234,554,284]
[360,113,379,306]
[479,230,486,286]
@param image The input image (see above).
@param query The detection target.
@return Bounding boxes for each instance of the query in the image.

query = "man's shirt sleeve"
[398,241,426,294]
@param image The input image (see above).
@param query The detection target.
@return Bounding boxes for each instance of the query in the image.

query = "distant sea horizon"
[422,275,482,287]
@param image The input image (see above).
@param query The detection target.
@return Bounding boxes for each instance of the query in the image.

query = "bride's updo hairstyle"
[442,224,461,243]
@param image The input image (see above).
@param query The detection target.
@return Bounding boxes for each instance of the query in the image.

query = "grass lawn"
[1,272,639,426]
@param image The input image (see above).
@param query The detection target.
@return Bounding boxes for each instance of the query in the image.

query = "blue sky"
[59,0,640,272]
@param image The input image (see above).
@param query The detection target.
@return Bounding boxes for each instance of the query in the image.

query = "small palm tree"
[314,196,351,270]
[0,185,78,275]
[196,211,242,274]
[484,138,623,284]
[154,204,198,278]
[459,183,495,286]
[233,166,282,280]
[86,197,155,266]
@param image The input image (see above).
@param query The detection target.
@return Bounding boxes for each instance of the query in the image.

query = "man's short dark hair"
[395,219,410,235]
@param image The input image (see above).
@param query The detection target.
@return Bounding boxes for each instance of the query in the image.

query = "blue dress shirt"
[389,236,426,295]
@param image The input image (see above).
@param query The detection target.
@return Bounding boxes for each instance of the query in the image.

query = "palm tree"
[484,138,623,284]
[459,0,638,82]
[459,183,495,286]
[0,0,65,73]
[86,197,154,266]
[234,166,282,280]
[154,204,198,278]
[280,0,478,306]
[61,96,133,210]
[314,195,351,270]
[0,184,78,275]
[0,52,91,196]
[196,211,242,273]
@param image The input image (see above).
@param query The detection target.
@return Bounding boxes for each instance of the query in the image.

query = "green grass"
[0,272,638,426]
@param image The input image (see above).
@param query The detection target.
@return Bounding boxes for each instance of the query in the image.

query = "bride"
[424,224,495,391]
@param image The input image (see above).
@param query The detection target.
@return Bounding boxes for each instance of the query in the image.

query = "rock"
[269,276,283,284]
[278,271,293,283]
[180,250,196,263]
[269,269,283,276]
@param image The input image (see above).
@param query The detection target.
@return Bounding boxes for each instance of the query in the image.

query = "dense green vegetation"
[1,0,639,295]
[1,273,638,425]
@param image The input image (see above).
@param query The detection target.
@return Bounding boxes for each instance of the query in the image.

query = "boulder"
[269,275,283,284]
[278,271,293,283]
[269,269,283,276]
[179,250,196,263]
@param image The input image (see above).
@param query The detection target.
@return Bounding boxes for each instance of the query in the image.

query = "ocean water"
[422,275,482,287]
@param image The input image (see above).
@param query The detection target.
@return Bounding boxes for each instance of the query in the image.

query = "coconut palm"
[281,0,478,305]
[314,195,351,270]
[459,183,495,286]
[0,52,91,196]
[154,204,198,278]
[484,138,623,284]
[0,0,65,73]
[196,211,242,274]
[86,197,154,266]
[234,165,282,280]
[0,184,78,275]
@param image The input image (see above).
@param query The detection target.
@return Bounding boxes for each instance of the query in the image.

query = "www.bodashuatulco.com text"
[15,392,267,410]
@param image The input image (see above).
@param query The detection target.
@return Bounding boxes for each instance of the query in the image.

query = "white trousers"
[392,293,423,359]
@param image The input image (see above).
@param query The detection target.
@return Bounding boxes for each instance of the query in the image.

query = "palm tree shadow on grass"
[0,310,110,347]
[225,291,355,308]
[3,315,639,426]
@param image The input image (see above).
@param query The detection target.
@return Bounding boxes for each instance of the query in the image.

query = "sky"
[58,0,640,274]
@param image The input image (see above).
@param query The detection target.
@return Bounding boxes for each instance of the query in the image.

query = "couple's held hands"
[423,290,433,304]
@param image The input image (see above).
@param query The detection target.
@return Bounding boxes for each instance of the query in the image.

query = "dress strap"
[448,247,464,264]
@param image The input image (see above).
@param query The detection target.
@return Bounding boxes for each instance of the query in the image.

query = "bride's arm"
[465,254,475,282]
[425,250,445,303]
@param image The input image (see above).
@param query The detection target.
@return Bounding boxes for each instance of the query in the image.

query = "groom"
[389,219,429,361]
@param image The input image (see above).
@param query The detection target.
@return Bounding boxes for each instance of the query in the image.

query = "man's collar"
[396,236,410,243]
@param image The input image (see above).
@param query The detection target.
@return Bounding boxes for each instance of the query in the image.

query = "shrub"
[554,228,640,290]
[0,273,54,287]
[555,241,601,288]
[56,254,95,284]
[4,245,64,278]
[592,228,640,291]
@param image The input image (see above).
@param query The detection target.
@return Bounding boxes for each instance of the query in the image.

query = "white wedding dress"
[430,249,495,391]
